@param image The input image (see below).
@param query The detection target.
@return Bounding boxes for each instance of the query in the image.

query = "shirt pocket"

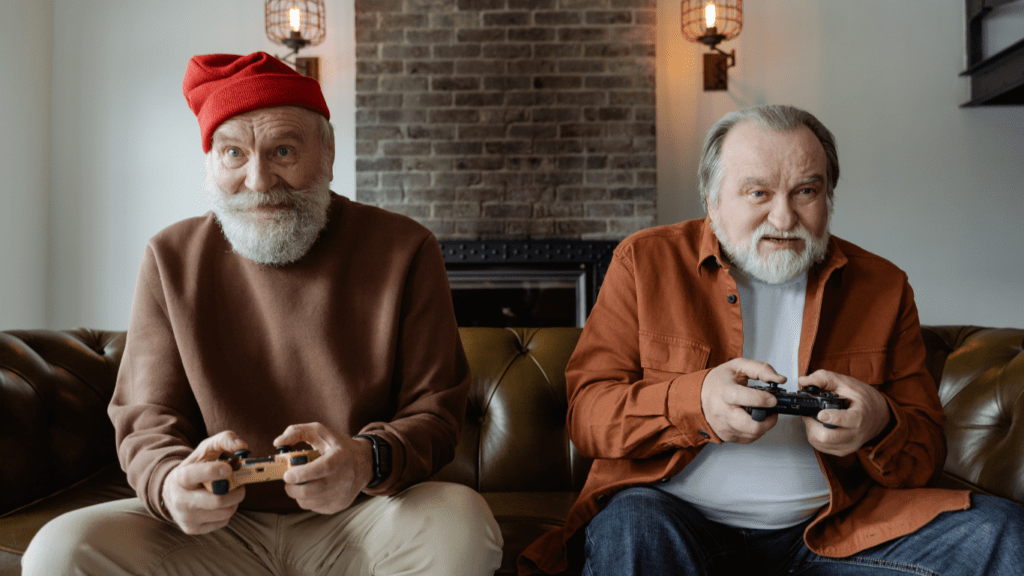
[638,330,711,379]
[811,347,888,386]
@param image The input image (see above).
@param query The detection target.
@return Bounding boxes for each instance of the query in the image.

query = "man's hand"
[161,431,248,535]
[273,423,375,515]
[799,370,893,457]
[701,358,785,443]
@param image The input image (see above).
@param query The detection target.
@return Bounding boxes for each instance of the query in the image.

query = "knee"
[973,495,1024,540]
[386,482,503,571]
[587,487,671,542]
[398,482,501,544]
[22,508,102,575]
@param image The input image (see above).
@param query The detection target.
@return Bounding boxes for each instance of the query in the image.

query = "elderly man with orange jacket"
[520,105,1023,576]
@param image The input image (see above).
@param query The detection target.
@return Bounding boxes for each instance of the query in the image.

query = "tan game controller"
[203,445,320,495]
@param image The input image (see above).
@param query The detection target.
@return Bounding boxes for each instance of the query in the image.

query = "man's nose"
[767,196,798,231]
[244,156,277,193]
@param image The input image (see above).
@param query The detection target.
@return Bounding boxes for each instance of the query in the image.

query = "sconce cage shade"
[681,0,742,44]
[266,0,326,48]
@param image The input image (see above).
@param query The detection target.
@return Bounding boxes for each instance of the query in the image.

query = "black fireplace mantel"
[438,239,619,326]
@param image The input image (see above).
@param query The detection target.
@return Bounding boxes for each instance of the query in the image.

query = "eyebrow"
[212,128,307,146]
[739,174,824,188]
[268,129,306,143]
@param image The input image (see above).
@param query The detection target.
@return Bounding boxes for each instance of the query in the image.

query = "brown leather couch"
[1,325,1022,575]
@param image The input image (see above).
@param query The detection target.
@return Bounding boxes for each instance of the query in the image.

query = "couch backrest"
[435,327,590,492]
[919,326,1024,504]
[2,325,1022,516]
[0,329,125,515]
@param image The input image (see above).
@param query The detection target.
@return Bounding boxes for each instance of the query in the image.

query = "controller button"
[275,445,293,454]
[210,480,230,495]
[233,449,251,460]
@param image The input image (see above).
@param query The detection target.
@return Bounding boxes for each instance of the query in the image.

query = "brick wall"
[354,0,656,240]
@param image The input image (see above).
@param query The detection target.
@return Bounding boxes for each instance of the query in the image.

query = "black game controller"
[743,382,850,429]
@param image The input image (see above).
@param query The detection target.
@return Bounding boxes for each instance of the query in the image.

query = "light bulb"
[705,2,716,29]
[289,7,302,32]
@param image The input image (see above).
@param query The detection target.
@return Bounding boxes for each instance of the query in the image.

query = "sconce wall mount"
[681,1,742,91]
[265,1,326,81]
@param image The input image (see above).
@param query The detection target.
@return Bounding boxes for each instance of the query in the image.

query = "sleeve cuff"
[666,368,722,446]
[859,395,907,480]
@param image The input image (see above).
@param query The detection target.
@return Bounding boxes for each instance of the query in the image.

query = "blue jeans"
[583,487,1024,575]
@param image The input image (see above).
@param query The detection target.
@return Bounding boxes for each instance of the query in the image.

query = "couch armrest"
[0,329,126,516]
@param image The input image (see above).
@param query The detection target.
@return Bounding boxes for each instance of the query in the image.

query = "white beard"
[711,217,830,284]
[205,174,332,267]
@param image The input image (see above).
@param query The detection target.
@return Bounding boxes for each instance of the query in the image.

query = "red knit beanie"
[183,52,330,153]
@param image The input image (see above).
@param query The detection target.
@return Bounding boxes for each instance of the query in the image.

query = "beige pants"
[22,481,503,576]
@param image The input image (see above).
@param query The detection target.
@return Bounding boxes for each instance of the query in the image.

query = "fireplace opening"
[448,268,586,328]
[439,240,618,328]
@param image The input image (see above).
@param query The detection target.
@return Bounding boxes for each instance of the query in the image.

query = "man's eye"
[751,190,766,198]
[276,147,291,157]
[227,148,241,158]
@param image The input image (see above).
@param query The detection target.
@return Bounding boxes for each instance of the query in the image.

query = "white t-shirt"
[658,269,830,529]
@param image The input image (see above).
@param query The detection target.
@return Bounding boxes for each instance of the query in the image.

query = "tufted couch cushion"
[921,326,1024,502]
[1,325,1022,576]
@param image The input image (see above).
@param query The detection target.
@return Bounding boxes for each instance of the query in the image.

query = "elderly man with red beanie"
[22,52,503,575]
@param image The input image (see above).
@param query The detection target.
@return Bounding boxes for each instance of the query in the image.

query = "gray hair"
[698,105,839,212]
[315,113,335,178]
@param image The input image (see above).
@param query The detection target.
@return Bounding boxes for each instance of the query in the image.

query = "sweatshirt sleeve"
[565,244,720,461]
[108,244,204,521]
[358,235,470,495]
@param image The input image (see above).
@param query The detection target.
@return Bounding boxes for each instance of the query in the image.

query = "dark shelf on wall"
[962,0,1024,106]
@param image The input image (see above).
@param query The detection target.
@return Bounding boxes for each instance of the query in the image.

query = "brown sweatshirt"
[109,194,470,520]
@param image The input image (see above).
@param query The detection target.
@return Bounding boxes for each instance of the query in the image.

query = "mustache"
[751,223,816,244]
[213,188,306,212]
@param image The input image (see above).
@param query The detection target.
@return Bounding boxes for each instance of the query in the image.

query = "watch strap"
[355,434,392,488]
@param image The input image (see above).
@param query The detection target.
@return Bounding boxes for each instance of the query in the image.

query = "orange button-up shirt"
[519,218,969,575]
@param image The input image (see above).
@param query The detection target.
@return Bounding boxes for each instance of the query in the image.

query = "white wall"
[46,0,356,330]
[5,0,1023,331]
[658,0,1024,328]
[0,0,53,330]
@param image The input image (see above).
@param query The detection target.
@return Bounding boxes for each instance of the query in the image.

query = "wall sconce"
[265,1,326,81]
[681,1,742,91]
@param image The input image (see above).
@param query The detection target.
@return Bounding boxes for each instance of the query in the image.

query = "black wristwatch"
[355,434,392,488]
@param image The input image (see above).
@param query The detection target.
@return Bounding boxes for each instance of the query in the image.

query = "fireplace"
[439,240,617,328]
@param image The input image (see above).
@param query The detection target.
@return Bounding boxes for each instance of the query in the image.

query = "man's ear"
[324,135,335,182]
